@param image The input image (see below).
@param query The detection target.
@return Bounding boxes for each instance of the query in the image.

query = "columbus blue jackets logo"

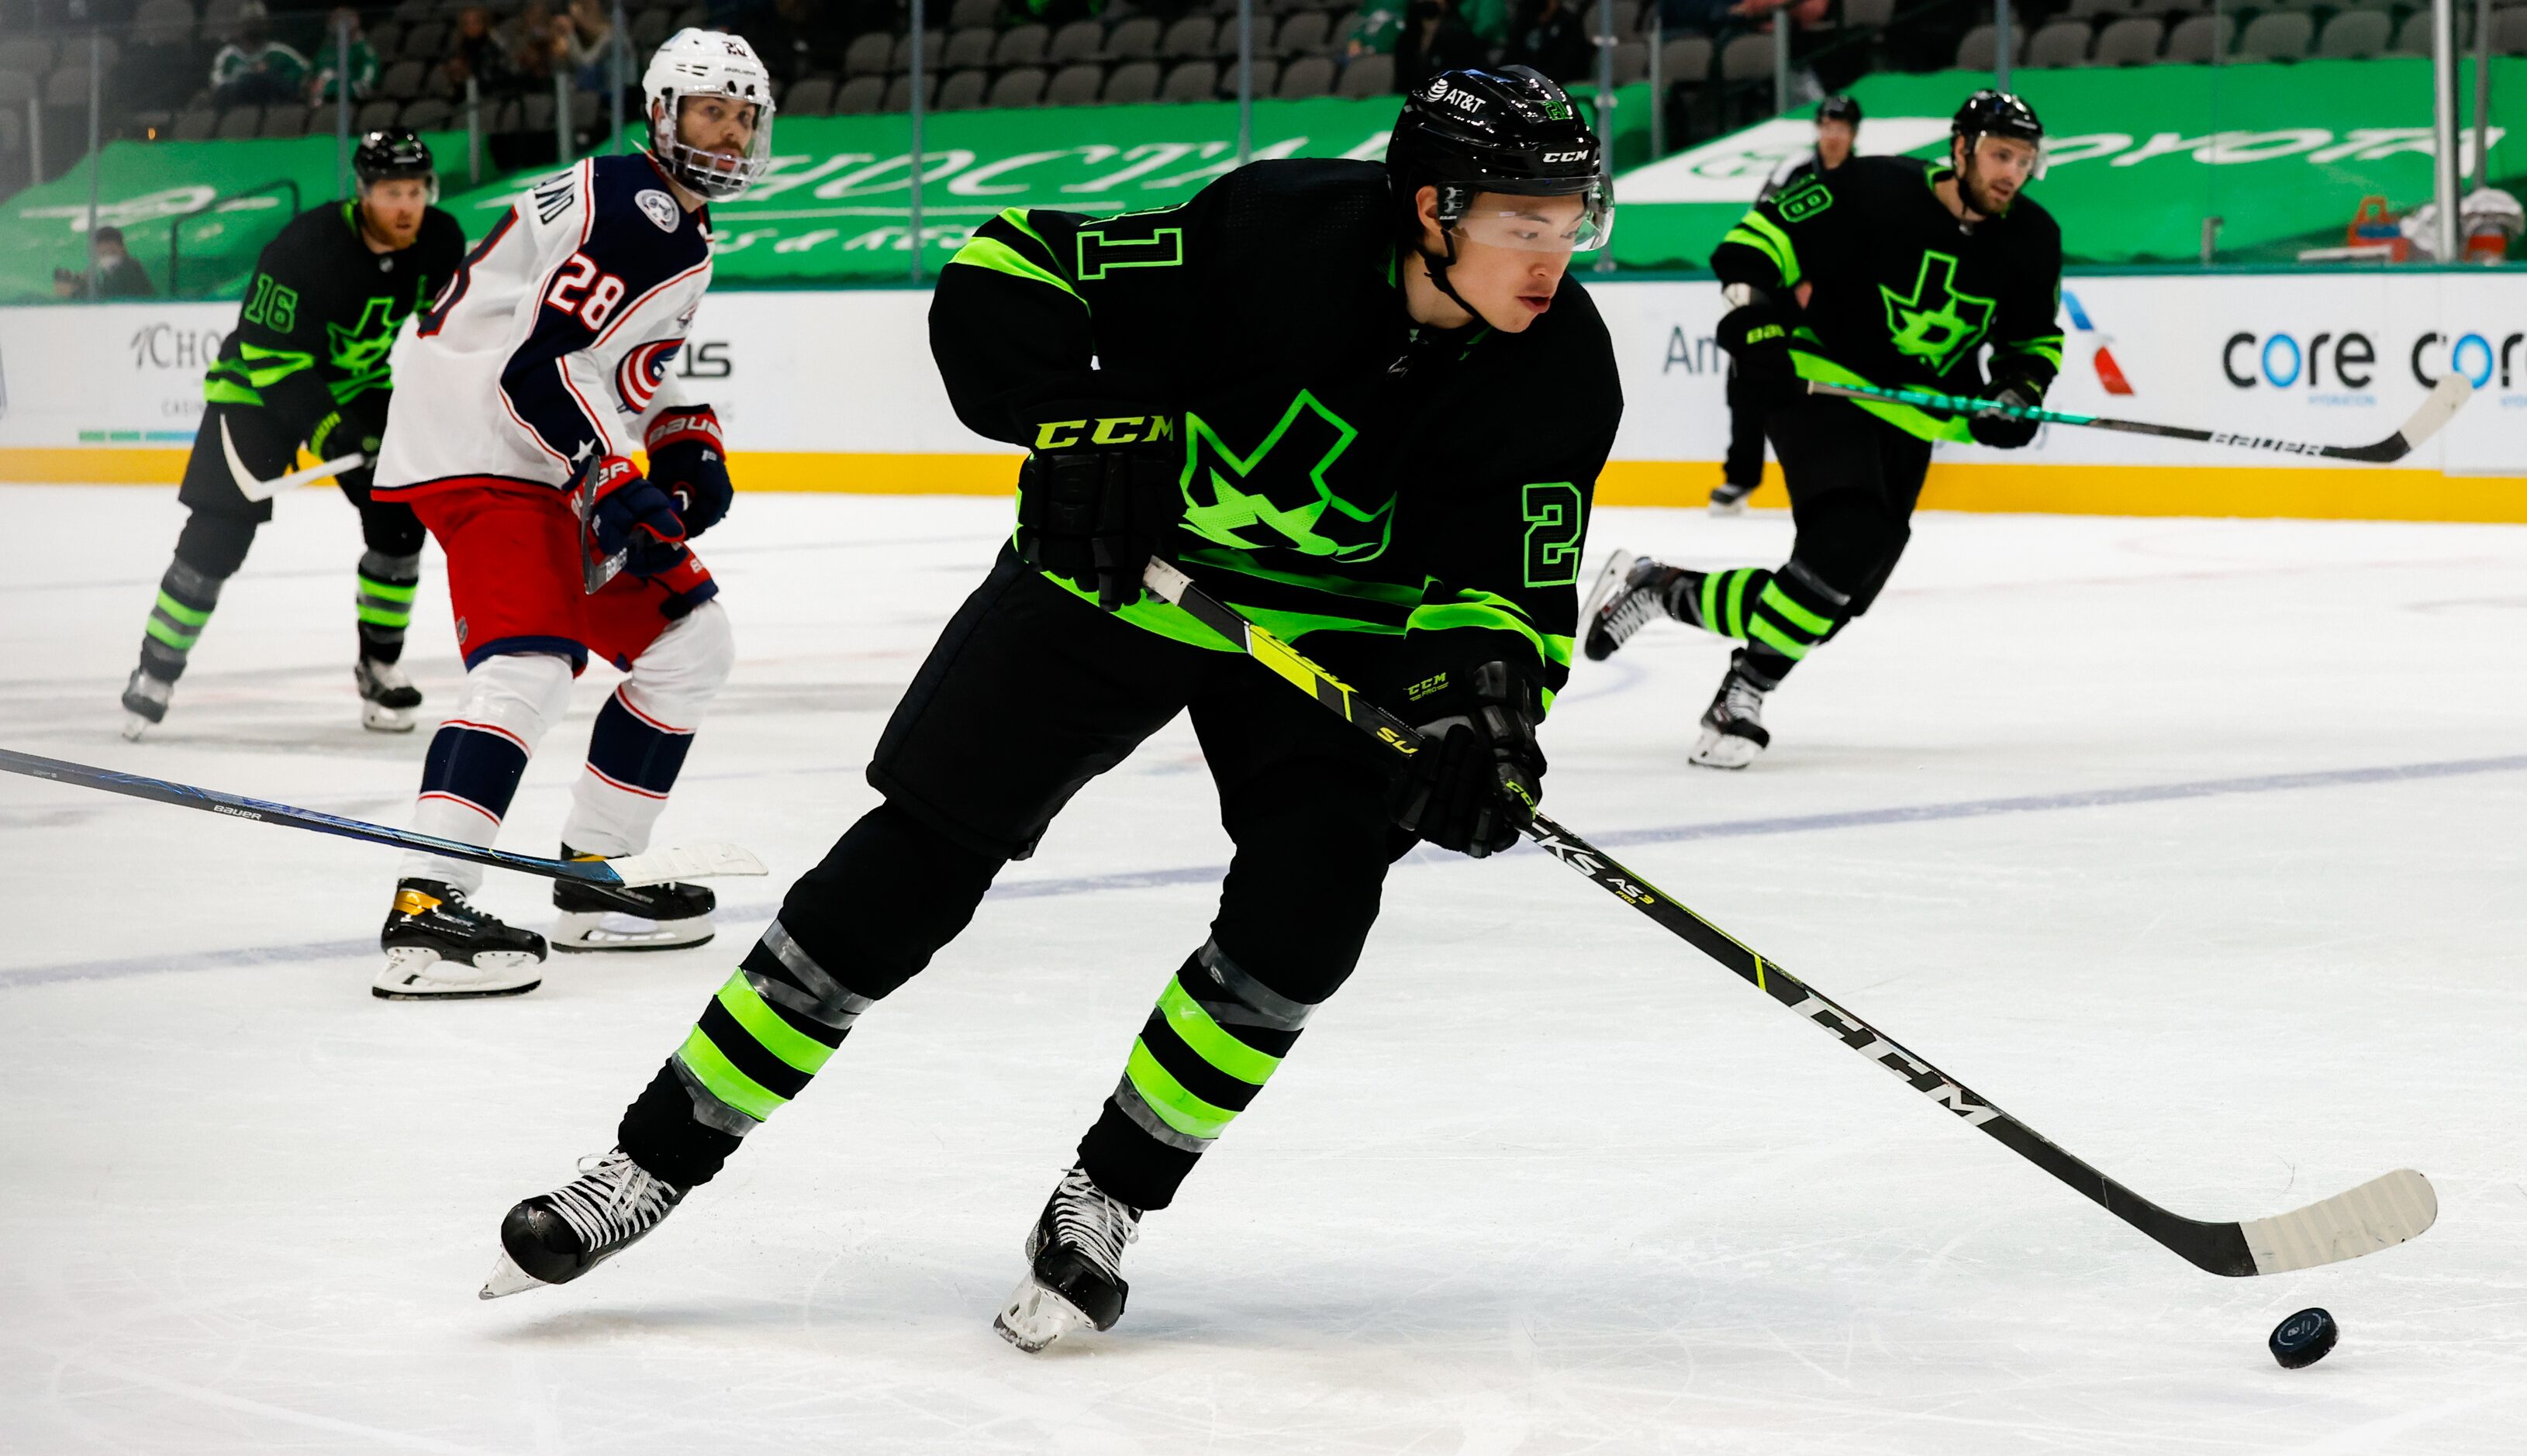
[636,190,679,233]
[616,338,683,413]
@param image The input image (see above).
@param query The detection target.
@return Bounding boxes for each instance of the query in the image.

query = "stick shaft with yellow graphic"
[1141,559,2437,1279]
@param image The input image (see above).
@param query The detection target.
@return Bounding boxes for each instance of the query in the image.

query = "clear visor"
[1452,187,1615,254]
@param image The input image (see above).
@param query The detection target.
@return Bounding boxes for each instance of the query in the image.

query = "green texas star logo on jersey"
[327,295,413,381]
[1180,392,1390,562]
[1881,251,1995,374]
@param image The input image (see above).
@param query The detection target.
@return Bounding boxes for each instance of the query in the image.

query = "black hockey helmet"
[1952,90,2042,150]
[1387,66,1615,257]
[354,129,436,194]
[1817,93,1861,128]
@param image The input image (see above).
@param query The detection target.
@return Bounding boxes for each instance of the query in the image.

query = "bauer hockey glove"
[585,453,689,577]
[1391,661,1546,860]
[1013,389,1182,611]
[1717,284,1800,406]
[1967,379,2044,450]
[644,406,734,537]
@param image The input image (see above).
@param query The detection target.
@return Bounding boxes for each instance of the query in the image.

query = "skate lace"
[1718,671,1766,723]
[1597,562,1671,648]
[1048,1165,1140,1280]
[545,1151,678,1251]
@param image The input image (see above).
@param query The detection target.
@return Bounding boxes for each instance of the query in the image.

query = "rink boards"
[3,267,2521,519]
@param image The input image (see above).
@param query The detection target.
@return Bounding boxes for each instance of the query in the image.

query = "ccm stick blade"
[0,748,766,889]
[1141,561,2436,1278]
[1809,374,2476,464]
[223,415,368,502]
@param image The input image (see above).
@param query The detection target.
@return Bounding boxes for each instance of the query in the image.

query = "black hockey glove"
[1391,661,1546,860]
[1967,379,2043,450]
[309,396,385,463]
[1013,388,1182,611]
[585,453,689,577]
[644,405,734,537]
[1717,285,1800,407]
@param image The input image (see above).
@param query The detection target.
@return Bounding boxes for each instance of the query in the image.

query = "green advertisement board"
[1,131,471,302]
[1612,57,2525,270]
[432,88,1650,285]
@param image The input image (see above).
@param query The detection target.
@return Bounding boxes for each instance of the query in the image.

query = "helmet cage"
[644,29,777,202]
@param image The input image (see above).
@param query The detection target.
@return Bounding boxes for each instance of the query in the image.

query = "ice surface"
[5,481,2525,1454]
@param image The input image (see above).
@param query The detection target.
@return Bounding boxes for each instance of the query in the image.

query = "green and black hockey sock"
[1075,939,1316,1210]
[136,557,228,684]
[617,917,877,1188]
[355,549,420,664]
[1668,565,1773,641]
[1738,558,1850,688]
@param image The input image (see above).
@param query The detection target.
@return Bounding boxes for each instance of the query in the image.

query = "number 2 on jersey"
[546,253,627,331]
[1521,482,1585,588]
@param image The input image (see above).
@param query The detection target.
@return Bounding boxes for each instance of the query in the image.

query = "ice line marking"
[6,751,2523,991]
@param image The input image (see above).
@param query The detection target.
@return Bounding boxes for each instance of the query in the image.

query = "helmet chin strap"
[1415,226,1501,333]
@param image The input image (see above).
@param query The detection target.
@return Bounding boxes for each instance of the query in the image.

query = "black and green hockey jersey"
[1711,156,2063,443]
[203,201,465,442]
[930,158,1623,709]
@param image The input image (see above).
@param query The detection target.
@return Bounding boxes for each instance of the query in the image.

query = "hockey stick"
[0,748,766,889]
[222,416,367,503]
[1808,372,2474,464]
[1141,559,2436,1278]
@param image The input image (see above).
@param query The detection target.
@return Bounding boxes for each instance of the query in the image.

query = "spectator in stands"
[445,5,516,93]
[1458,0,1511,47]
[557,0,620,92]
[1394,0,1484,90]
[504,0,566,85]
[1342,3,1406,59]
[309,7,382,104]
[1505,0,1594,81]
[212,2,311,106]
[54,227,156,299]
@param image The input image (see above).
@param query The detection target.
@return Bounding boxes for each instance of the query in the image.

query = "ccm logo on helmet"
[1541,150,1589,163]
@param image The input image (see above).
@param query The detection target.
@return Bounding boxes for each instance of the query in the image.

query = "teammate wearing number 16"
[363,29,774,999]
[1585,91,2064,768]
[483,67,1622,1350]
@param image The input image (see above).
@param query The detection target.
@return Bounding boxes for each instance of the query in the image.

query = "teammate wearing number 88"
[485,67,1624,1348]
[364,29,772,998]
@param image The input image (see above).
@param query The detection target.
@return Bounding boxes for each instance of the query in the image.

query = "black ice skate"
[481,1148,686,1299]
[1708,478,1756,516]
[995,1164,1143,1352]
[354,656,423,733]
[375,879,547,999]
[1691,650,1773,770]
[1582,550,1693,662]
[551,844,716,953]
[120,667,172,742]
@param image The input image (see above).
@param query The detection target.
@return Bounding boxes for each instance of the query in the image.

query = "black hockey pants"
[620,548,1414,1210]
[139,402,426,681]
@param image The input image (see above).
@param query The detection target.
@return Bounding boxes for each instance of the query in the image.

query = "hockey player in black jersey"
[483,67,1624,1351]
[1714,93,1860,517]
[1588,90,2063,768]
[119,129,464,740]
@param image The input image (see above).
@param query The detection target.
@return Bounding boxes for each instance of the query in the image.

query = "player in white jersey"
[364,29,775,1000]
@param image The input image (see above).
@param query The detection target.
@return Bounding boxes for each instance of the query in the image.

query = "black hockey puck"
[2270,1307,2339,1368]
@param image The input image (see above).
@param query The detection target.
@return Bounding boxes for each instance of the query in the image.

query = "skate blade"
[1690,729,1766,771]
[361,702,419,733]
[120,712,154,742]
[1708,497,1749,517]
[550,912,714,954]
[372,946,544,1000]
[479,1247,547,1300]
[994,1274,1095,1354]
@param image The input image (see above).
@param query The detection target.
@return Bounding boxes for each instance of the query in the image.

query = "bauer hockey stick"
[0,748,766,889]
[220,416,367,503]
[1808,371,2474,464]
[1141,558,2436,1278]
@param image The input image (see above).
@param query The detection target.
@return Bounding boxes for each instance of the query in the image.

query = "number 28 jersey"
[375,153,714,502]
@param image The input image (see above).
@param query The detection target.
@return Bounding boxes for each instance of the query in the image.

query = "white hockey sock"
[399,651,575,892]
[561,600,733,859]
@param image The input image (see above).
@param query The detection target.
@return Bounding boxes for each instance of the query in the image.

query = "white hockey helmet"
[643,28,776,202]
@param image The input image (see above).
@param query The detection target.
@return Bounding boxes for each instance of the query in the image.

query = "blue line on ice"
[8,751,2522,991]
